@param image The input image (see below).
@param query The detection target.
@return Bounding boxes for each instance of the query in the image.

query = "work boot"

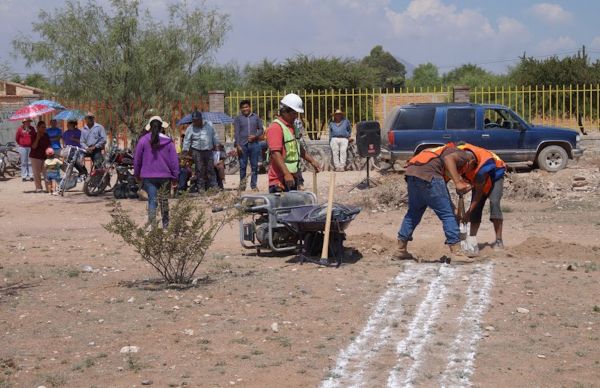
[448,243,476,263]
[392,239,417,262]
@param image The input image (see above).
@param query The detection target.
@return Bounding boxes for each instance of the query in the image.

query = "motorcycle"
[57,146,86,196]
[111,150,138,199]
[83,146,132,197]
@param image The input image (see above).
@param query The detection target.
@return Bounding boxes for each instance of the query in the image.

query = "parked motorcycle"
[82,146,130,197]
[57,146,86,196]
[0,142,21,178]
[112,150,138,199]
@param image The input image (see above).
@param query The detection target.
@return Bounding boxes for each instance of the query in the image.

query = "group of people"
[14,95,505,259]
[231,96,354,192]
[14,113,106,193]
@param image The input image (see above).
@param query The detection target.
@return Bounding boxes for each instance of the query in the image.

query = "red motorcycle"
[83,147,133,197]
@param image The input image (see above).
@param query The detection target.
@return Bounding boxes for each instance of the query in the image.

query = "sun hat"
[144,116,170,131]
[45,147,55,156]
[85,111,95,118]
[333,109,344,115]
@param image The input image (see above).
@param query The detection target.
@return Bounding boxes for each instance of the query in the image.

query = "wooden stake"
[312,168,318,199]
[320,172,336,262]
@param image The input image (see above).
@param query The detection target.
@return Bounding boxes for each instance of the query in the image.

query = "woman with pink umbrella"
[9,103,57,191]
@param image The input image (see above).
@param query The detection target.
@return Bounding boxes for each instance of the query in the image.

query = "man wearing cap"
[81,112,107,168]
[328,109,352,172]
[15,118,35,181]
[266,93,321,192]
[182,111,221,191]
[233,99,263,191]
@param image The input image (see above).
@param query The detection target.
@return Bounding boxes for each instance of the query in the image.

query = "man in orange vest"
[457,143,506,251]
[395,143,476,263]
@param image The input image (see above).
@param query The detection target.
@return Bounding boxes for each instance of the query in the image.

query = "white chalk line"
[387,264,457,388]
[321,264,431,388]
[439,261,494,388]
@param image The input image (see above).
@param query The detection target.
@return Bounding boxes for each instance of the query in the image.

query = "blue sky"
[2,0,599,77]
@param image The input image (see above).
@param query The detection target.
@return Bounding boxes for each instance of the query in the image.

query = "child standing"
[43,148,62,194]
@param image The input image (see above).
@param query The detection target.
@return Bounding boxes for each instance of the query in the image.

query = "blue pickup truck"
[381,103,584,171]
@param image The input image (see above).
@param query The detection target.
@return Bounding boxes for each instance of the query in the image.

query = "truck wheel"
[537,145,568,172]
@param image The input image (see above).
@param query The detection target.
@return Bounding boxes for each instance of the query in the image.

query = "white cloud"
[384,0,527,43]
[535,36,577,54]
[530,3,573,23]
[590,37,600,50]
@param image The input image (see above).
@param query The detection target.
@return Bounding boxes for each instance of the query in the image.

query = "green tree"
[245,54,378,91]
[508,49,596,86]
[408,62,441,88]
[22,73,52,90]
[243,54,379,137]
[0,60,14,80]
[12,0,230,134]
[362,45,406,89]
[442,64,505,88]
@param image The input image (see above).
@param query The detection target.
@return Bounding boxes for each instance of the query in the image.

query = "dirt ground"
[1,157,599,388]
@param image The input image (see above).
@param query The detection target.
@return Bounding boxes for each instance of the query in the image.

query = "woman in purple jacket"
[134,116,179,228]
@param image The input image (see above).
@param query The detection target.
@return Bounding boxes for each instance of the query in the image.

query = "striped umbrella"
[9,104,56,121]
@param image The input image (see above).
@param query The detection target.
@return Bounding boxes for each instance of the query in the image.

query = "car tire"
[537,145,568,172]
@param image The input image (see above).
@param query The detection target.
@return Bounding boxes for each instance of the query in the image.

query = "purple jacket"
[134,133,179,180]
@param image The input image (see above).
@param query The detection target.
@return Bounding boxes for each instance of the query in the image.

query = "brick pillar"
[208,90,226,142]
[453,86,470,103]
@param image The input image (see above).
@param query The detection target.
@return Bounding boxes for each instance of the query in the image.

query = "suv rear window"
[392,107,436,130]
[447,108,475,130]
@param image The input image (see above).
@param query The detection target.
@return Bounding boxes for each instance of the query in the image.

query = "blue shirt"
[233,112,263,146]
[46,127,63,150]
[81,122,107,149]
[329,119,352,138]
[476,159,505,183]
[63,129,82,147]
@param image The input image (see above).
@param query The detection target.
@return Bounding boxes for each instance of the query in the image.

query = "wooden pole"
[320,172,336,263]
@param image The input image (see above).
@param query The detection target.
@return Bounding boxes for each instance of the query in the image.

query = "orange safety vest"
[405,142,455,167]
[406,142,472,181]
[457,143,506,194]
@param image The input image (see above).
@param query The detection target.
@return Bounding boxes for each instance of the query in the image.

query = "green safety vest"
[268,118,300,173]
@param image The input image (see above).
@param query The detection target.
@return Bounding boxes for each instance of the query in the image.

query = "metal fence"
[226,85,600,139]
[471,84,600,131]
[225,89,381,140]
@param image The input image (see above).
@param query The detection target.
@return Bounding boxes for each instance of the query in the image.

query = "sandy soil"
[1,160,599,387]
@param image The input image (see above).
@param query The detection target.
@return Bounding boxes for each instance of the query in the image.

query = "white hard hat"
[280,93,304,113]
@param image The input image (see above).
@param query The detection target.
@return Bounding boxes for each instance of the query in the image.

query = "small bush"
[104,193,236,285]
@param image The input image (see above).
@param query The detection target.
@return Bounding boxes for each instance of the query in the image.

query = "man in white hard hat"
[265,93,321,192]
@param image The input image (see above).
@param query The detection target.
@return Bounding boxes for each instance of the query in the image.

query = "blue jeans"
[398,176,460,245]
[239,142,260,189]
[143,178,170,228]
[18,146,32,178]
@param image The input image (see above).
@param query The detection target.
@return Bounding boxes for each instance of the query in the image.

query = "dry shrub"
[104,193,237,285]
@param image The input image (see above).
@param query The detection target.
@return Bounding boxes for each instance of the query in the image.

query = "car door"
[479,108,528,162]
[445,107,480,144]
